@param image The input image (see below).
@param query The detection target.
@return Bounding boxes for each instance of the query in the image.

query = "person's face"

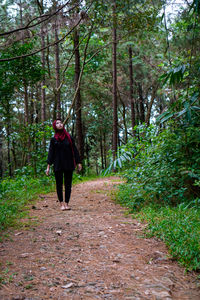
[56,120,63,130]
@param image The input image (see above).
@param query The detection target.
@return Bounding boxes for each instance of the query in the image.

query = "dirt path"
[0,177,199,300]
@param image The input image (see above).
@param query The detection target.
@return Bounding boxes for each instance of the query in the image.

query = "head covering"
[52,120,77,168]
[53,120,68,142]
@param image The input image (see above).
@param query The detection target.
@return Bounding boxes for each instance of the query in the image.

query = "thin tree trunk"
[40,0,46,148]
[23,81,29,124]
[100,131,104,169]
[138,83,145,123]
[11,140,17,170]
[129,46,136,135]
[74,28,84,163]
[41,27,46,124]
[112,0,118,163]
[103,132,107,169]
[85,137,90,172]
[118,89,127,143]
[37,0,46,125]
[0,121,3,178]
[145,85,157,126]
[5,101,12,177]
[19,0,30,165]
[46,34,51,78]
[54,16,61,119]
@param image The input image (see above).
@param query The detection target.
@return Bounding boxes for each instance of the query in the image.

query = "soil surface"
[0,177,199,300]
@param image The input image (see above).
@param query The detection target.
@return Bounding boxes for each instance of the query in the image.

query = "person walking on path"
[46,119,82,211]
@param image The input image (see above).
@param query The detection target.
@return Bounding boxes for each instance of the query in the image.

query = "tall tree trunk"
[138,83,145,123]
[54,16,61,119]
[103,132,107,169]
[0,121,3,178]
[112,0,118,163]
[145,85,158,126]
[30,90,34,124]
[118,89,127,143]
[6,129,11,177]
[39,0,46,126]
[74,28,84,163]
[5,100,12,176]
[100,131,104,169]
[85,137,90,172]
[19,0,30,164]
[41,29,46,124]
[40,0,46,148]
[129,46,136,135]
[23,81,29,124]
[11,140,17,170]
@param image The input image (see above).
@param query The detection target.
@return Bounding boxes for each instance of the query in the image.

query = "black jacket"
[47,136,81,171]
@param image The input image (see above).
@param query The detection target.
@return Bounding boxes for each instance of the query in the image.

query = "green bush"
[115,122,200,271]
[117,124,200,206]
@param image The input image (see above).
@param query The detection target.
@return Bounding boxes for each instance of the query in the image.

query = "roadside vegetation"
[0,169,96,235]
[113,121,200,271]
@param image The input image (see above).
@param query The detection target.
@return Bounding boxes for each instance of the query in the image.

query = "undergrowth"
[117,185,200,271]
[0,174,55,234]
[113,122,200,272]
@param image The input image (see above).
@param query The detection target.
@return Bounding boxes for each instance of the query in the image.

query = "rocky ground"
[0,177,199,300]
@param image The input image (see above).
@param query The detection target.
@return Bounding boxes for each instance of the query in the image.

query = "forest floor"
[0,177,199,300]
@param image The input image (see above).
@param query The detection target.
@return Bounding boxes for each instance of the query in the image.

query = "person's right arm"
[46,164,50,176]
[46,138,55,175]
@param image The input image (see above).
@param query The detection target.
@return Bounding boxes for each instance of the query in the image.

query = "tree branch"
[63,25,92,125]
[58,30,91,92]
[0,1,73,37]
[0,16,83,62]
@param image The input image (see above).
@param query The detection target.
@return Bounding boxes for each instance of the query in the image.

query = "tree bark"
[112,0,118,163]
[145,85,158,126]
[54,16,61,119]
[5,100,12,176]
[129,46,136,134]
[103,132,107,169]
[0,121,3,178]
[100,131,104,169]
[118,89,127,143]
[74,28,84,163]
[138,83,145,124]
[41,28,46,124]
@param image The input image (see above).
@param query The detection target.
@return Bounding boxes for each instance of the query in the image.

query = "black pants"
[54,170,73,203]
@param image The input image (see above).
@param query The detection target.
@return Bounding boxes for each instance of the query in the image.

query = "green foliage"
[0,174,55,232]
[134,203,200,271]
[159,64,187,86]
[114,121,200,271]
[115,124,200,206]
[0,41,43,96]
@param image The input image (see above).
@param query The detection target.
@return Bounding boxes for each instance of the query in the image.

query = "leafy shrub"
[114,122,200,271]
[116,124,200,207]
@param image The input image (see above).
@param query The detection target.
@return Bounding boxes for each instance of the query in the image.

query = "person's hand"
[77,164,82,172]
[46,165,50,176]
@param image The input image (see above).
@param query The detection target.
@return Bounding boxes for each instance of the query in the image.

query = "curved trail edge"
[0,177,199,300]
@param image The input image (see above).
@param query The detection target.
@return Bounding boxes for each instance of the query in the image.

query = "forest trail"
[0,177,199,300]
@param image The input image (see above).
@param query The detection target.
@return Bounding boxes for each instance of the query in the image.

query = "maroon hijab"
[52,120,68,142]
[52,120,76,167]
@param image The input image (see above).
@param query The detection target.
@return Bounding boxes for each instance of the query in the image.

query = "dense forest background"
[0,0,200,270]
[1,0,198,177]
